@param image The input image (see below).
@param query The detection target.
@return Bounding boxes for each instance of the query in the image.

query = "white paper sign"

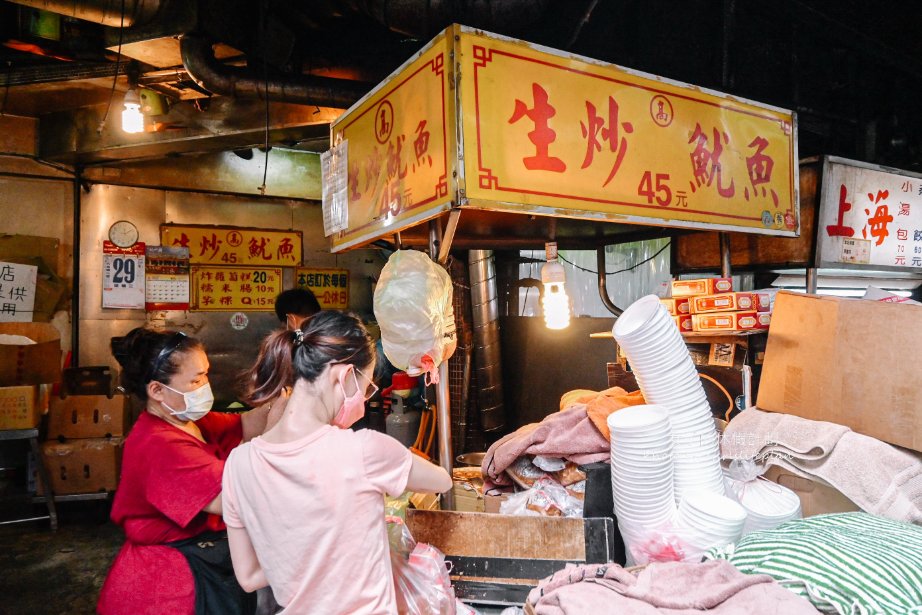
[0,261,37,322]
[321,139,349,236]
[103,241,146,309]
[818,157,922,271]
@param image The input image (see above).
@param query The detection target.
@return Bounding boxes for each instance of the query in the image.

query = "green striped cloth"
[705,513,922,614]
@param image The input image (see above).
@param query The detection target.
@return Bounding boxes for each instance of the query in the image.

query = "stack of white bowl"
[673,491,747,558]
[612,295,725,500]
[607,405,677,559]
[725,474,802,536]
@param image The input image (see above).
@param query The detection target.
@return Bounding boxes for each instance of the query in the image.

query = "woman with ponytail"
[98,328,267,615]
[222,310,451,614]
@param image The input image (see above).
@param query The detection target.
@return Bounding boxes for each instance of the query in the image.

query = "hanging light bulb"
[121,87,144,133]
[541,242,571,330]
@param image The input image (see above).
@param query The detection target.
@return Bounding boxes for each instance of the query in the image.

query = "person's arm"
[240,404,271,442]
[405,455,452,494]
[202,493,222,515]
[227,526,269,592]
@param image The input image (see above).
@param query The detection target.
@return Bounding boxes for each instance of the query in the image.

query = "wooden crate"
[406,510,617,605]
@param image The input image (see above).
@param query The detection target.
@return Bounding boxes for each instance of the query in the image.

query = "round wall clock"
[108,220,139,248]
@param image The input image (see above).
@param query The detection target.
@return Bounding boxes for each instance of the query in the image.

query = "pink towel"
[528,560,820,614]
[482,405,610,489]
[723,408,922,524]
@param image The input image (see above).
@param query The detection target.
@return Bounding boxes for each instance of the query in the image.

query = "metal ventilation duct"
[468,249,505,432]
[180,33,369,108]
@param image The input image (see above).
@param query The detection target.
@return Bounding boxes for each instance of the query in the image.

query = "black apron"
[169,530,258,615]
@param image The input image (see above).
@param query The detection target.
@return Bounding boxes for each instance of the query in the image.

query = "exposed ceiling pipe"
[6,0,163,28]
[341,0,551,38]
[180,33,370,108]
[597,247,624,317]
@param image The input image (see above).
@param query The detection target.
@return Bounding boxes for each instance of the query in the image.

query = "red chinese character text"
[688,124,735,197]
[862,191,893,246]
[199,234,222,259]
[744,136,779,207]
[579,96,634,187]
[826,184,855,238]
[509,83,566,173]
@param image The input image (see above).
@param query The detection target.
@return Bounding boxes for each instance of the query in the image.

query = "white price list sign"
[103,241,146,309]
[321,139,349,236]
[0,261,37,322]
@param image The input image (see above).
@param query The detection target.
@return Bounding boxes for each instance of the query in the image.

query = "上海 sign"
[161,225,302,267]
[190,266,282,311]
[817,156,922,272]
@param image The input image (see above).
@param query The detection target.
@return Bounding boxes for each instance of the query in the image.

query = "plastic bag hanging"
[374,250,457,383]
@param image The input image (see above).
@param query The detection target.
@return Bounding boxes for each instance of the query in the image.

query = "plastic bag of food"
[387,517,456,615]
[374,250,457,384]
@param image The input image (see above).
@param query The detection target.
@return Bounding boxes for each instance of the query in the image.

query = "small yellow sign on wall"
[190,266,282,311]
[296,268,349,309]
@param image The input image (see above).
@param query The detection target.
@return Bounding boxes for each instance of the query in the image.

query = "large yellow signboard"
[330,31,454,251]
[161,225,302,266]
[329,26,798,252]
[460,29,797,235]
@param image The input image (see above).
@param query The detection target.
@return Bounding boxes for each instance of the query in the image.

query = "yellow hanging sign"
[459,29,797,234]
[330,32,455,251]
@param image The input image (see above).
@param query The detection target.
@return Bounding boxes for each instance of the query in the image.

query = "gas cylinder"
[384,372,422,447]
[386,395,421,447]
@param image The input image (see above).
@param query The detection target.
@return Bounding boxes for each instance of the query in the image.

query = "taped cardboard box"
[758,291,922,452]
[0,384,48,430]
[763,466,859,517]
[0,322,62,386]
[452,482,485,513]
[38,437,123,495]
[48,394,129,439]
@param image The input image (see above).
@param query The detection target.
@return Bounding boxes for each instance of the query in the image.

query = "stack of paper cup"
[674,490,747,557]
[607,405,677,560]
[613,295,725,500]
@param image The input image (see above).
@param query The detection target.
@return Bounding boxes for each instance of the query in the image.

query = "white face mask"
[159,382,214,422]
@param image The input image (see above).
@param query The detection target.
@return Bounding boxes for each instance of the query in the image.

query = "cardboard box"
[671,278,732,298]
[47,394,129,439]
[0,322,62,386]
[763,466,859,517]
[452,482,485,513]
[690,292,756,314]
[660,297,690,315]
[692,311,762,332]
[755,292,772,312]
[758,291,922,452]
[0,385,46,430]
[673,314,693,332]
[39,437,123,495]
[484,492,510,514]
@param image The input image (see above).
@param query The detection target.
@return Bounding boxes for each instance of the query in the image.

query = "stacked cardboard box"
[40,394,128,495]
[0,323,61,430]
[667,279,772,332]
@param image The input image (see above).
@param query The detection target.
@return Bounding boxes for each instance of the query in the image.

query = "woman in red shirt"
[97,328,267,615]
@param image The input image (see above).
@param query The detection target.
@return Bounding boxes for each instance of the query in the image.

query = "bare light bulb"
[541,261,570,329]
[121,88,144,133]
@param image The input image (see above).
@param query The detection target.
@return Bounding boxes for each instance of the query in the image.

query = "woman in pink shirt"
[222,310,452,614]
